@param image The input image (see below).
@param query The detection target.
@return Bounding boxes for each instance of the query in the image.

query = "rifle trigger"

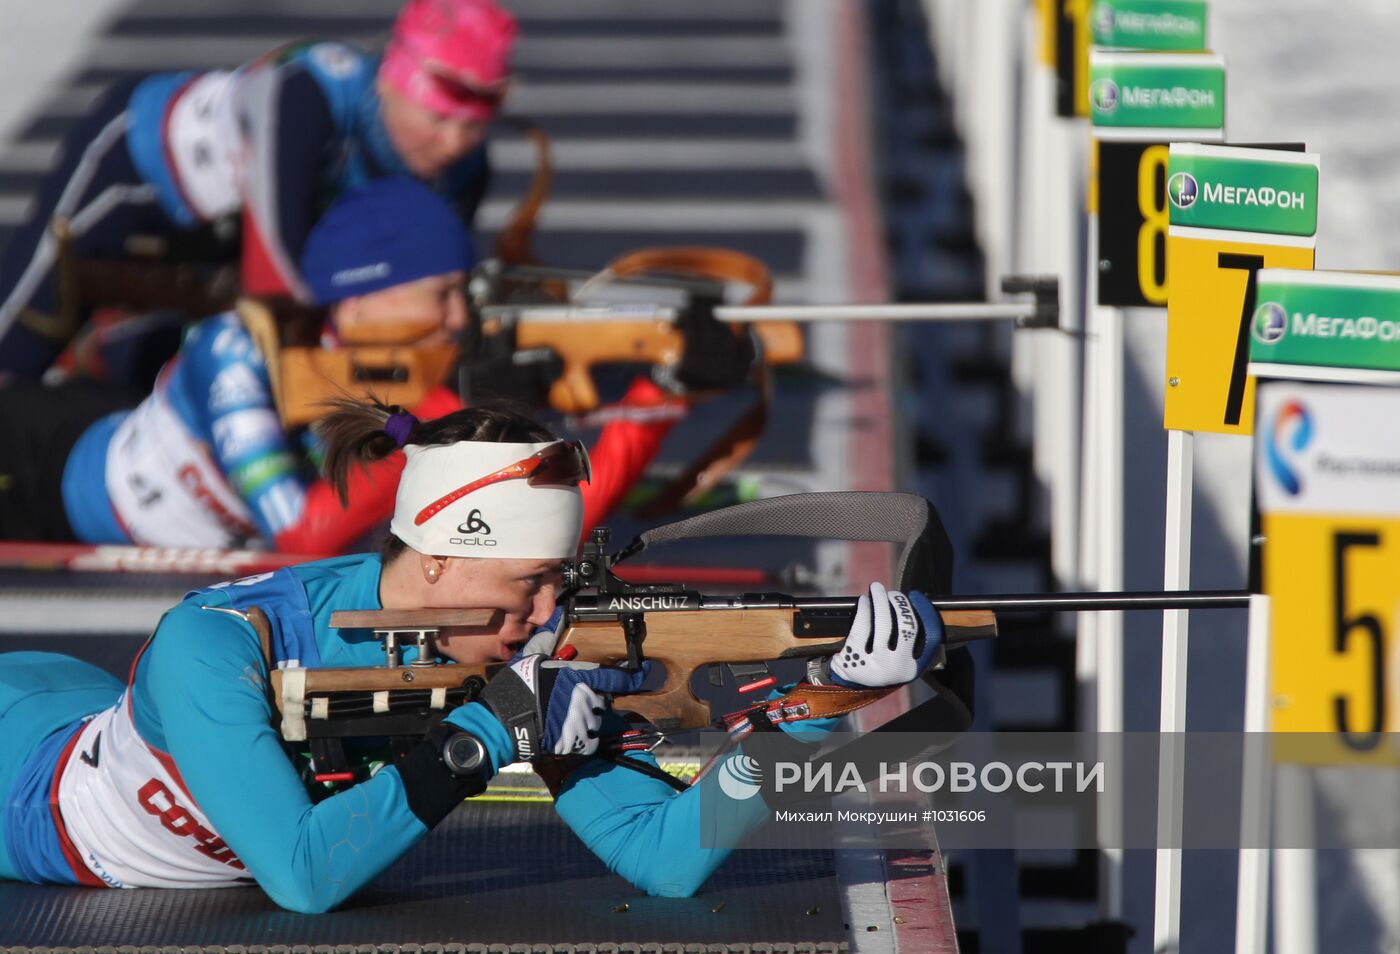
[728,663,773,694]
[621,614,646,671]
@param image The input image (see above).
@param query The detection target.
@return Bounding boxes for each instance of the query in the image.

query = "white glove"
[826,582,944,688]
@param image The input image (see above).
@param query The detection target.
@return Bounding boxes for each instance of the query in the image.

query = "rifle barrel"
[481,302,1048,326]
[927,590,1252,612]
[571,589,1251,614]
[492,263,728,296]
[784,591,1251,612]
[713,302,1043,323]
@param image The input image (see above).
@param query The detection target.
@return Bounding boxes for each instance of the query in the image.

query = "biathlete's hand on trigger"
[479,653,649,761]
[816,582,944,689]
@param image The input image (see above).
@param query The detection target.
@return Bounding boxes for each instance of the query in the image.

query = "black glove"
[665,292,757,393]
[458,318,563,409]
[478,654,650,762]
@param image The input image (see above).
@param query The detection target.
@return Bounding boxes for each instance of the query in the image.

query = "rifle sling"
[804,648,977,785]
[765,682,898,722]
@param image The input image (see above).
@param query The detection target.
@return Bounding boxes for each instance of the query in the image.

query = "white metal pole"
[1077,314,1101,723]
[1078,208,1103,735]
[1013,7,1047,409]
[1235,594,1274,954]
[1273,765,1318,954]
[1084,185,1126,920]
[1153,427,1195,954]
[486,302,1053,324]
[1095,302,1126,921]
[713,302,1048,322]
[1050,127,1087,594]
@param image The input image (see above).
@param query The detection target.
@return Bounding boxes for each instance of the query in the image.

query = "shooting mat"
[0,802,851,952]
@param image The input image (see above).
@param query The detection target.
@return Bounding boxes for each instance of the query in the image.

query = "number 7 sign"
[1163,143,1320,435]
[1164,234,1314,434]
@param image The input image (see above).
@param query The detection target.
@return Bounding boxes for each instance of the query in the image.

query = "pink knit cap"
[380,0,517,122]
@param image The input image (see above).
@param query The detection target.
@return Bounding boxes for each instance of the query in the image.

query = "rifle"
[470,247,803,415]
[258,493,991,779]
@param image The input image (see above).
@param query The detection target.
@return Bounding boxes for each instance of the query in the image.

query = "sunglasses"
[421,64,508,114]
[413,440,592,526]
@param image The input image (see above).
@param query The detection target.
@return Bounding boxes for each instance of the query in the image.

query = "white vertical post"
[1273,765,1318,954]
[1049,128,1086,591]
[1077,210,1103,731]
[1234,594,1273,954]
[1083,194,1126,921]
[1153,427,1194,953]
[1095,301,1125,921]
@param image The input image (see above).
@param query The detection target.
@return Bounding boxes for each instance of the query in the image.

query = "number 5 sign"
[1164,144,1320,434]
[1256,382,1400,765]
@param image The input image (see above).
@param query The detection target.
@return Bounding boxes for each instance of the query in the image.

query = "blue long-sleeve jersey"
[0,554,819,911]
[124,41,488,299]
[62,312,306,548]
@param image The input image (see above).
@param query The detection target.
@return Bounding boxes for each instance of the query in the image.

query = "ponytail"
[316,398,411,507]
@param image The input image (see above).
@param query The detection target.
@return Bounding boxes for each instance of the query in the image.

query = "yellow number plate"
[1164,235,1314,434]
[1266,513,1400,766]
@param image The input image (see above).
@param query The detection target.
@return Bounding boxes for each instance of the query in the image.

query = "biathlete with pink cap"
[0,391,947,909]
[0,0,518,379]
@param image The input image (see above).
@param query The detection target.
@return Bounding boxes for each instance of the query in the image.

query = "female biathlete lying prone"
[0,397,946,911]
[0,176,679,552]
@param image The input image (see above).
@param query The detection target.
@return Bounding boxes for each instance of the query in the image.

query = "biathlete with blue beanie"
[0,176,679,552]
[0,393,948,908]
[0,0,516,379]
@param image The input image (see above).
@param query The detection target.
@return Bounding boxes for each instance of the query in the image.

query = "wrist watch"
[439,729,491,797]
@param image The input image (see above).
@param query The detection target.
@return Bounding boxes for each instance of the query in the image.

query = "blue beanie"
[299,177,475,305]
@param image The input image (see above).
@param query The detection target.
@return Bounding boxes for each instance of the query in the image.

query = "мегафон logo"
[1252,301,1288,344]
[1167,171,1198,209]
[1090,78,1119,114]
[1092,2,1115,39]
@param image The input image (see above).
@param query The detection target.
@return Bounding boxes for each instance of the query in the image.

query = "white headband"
[389,440,584,559]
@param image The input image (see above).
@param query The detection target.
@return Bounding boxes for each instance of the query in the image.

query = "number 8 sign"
[1097,142,1171,307]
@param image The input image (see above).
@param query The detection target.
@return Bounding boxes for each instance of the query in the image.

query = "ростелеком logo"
[717,753,763,801]
[1252,301,1288,345]
[1266,400,1313,496]
[1090,78,1119,114]
[1167,172,1198,209]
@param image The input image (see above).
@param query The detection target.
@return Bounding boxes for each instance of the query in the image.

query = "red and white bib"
[55,692,249,888]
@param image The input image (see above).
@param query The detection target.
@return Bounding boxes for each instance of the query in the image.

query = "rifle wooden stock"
[331,608,497,629]
[270,663,490,700]
[272,606,997,735]
[575,608,994,731]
